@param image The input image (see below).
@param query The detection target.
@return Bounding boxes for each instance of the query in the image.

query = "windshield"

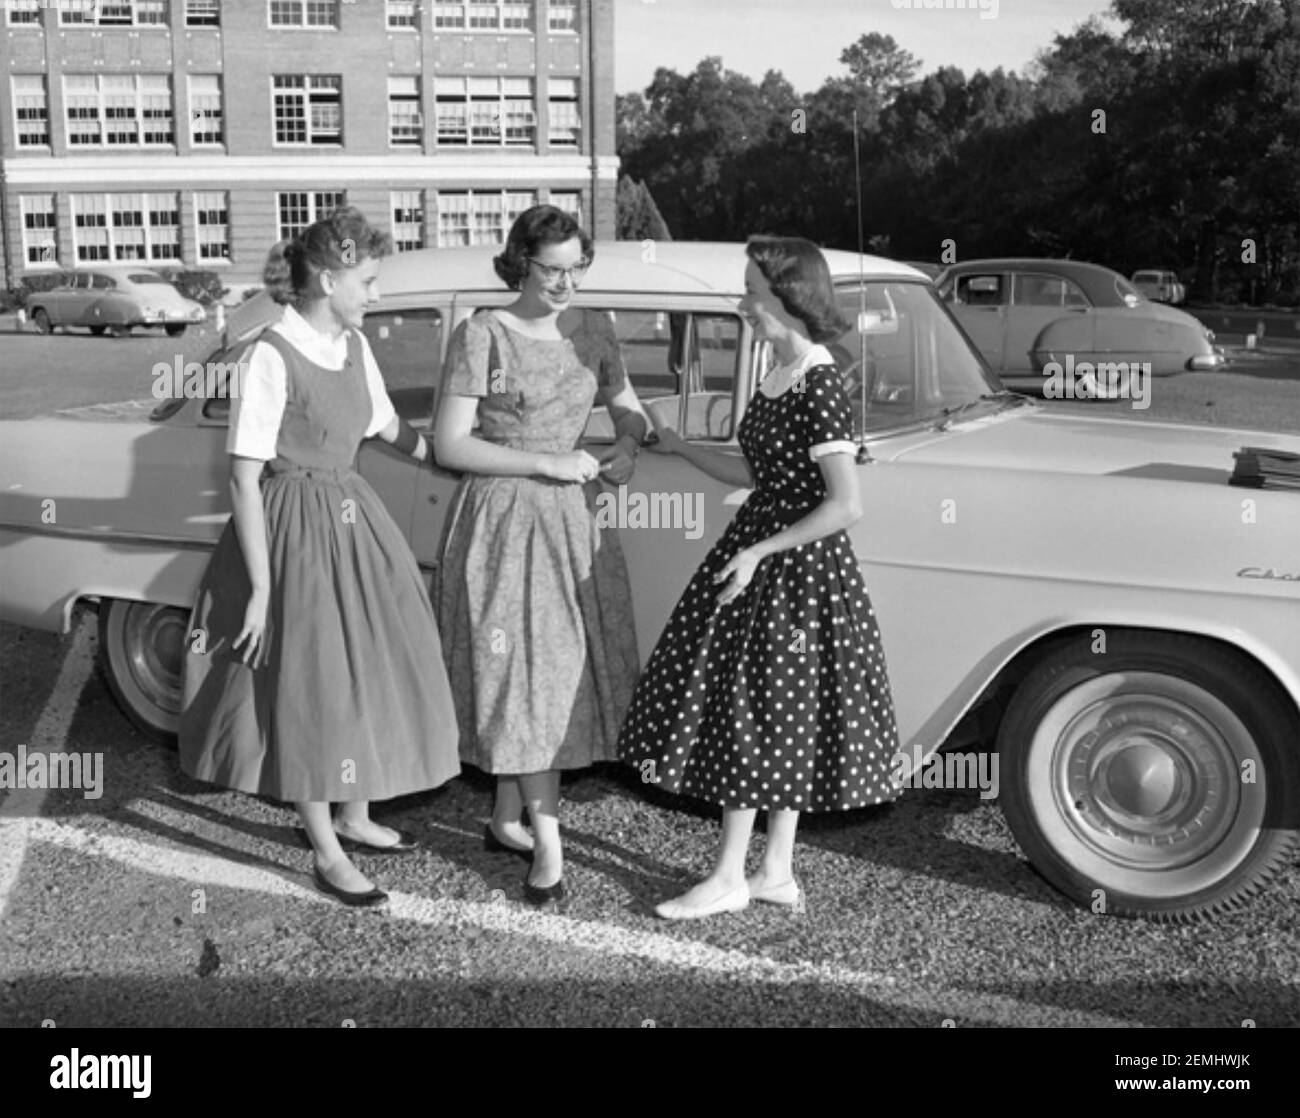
[825,280,1003,433]
[129,274,170,284]
[1114,275,1144,305]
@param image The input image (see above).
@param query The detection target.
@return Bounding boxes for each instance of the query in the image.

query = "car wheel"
[998,631,1299,921]
[89,325,106,336]
[32,308,53,335]
[98,598,186,745]
[165,324,187,337]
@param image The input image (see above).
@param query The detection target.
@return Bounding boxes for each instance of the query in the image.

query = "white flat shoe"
[654,883,750,921]
[746,877,802,907]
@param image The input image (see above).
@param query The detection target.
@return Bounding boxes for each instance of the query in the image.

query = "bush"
[158,269,229,306]
[2,271,70,313]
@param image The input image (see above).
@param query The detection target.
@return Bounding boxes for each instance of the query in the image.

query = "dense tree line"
[616,0,1299,305]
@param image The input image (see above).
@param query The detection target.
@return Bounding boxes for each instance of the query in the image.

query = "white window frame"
[436,0,530,31]
[6,1,42,27]
[20,193,59,268]
[267,0,339,29]
[63,74,174,149]
[12,75,49,147]
[549,190,581,226]
[547,0,576,32]
[71,191,181,263]
[386,0,418,28]
[547,76,579,147]
[59,0,170,27]
[435,189,535,247]
[391,190,424,252]
[388,77,422,147]
[435,76,534,148]
[272,74,342,146]
[276,189,346,241]
[185,0,220,26]
[194,190,231,263]
[189,74,223,145]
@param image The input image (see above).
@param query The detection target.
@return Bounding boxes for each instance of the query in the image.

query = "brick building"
[0,0,617,294]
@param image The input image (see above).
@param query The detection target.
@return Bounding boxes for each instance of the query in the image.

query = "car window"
[952,273,1005,307]
[1133,271,1159,284]
[831,280,1001,434]
[128,274,169,284]
[361,308,442,423]
[91,274,115,290]
[1012,272,1090,308]
[582,309,739,442]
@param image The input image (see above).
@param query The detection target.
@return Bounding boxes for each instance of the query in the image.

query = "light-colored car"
[936,258,1223,394]
[2,242,1297,921]
[26,266,206,338]
[1131,269,1187,305]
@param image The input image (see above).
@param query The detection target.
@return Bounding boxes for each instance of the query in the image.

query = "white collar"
[759,343,835,398]
[273,305,352,368]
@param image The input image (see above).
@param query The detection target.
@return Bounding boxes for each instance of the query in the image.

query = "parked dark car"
[26,266,205,337]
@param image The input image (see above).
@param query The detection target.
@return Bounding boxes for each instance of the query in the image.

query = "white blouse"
[227,305,396,460]
[758,343,857,461]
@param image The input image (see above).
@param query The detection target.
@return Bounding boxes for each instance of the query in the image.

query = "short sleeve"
[587,310,628,397]
[803,365,857,461]
[357,331,397,438]
[443,313,495,397]
[226,338,288,459]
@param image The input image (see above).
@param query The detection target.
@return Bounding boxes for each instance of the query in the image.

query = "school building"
[0,0,618,294]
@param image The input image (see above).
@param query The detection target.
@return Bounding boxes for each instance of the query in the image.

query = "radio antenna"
[852,109,872,465]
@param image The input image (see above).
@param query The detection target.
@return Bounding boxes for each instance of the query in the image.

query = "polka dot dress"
[618,359,902,812]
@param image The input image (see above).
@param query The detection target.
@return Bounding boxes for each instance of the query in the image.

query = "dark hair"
[262,205,393,305]
[745,235,850,343]
[493,204,594,290]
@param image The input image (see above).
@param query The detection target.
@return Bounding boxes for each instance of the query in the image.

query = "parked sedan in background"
[25,267,205,338]
[1,243,1297,923]
[936,258,1223,393]
[1131,269,1187,305]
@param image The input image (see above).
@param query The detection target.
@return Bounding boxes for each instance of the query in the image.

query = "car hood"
[891,407,1300,483]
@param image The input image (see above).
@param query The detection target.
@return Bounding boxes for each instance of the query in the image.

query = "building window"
[195,190,230,261]
[20,194,58,266]
[269,0,338,27]
[186,0,219,26]
[432,2,462,26]
[547,77,578,147]
[388,77,422,147]
[273,74,342,145]
[550,190,581,226]
[60,0,169,26]
[71,192,181,262]
[437,1,529,30]
[277,190,346,240]
[64,74,173,148]
[189,75,223,144]
[547,0,575,31]
[386,0,417,28]
[435,76,533,147]
[6,1,42,26]
[12,76,49,147]
[435,190,534,247]
[391,191,424,252]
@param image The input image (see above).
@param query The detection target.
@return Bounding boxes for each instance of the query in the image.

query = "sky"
[614,0,1121,95]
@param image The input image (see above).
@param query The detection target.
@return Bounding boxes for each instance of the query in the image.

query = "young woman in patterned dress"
[619,236,903,920]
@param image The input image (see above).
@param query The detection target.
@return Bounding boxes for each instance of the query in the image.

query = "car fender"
[88,295,134,326]
[1029,313,1094,369]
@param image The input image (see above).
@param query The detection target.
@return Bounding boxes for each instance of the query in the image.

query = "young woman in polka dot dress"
[619,235,902,920]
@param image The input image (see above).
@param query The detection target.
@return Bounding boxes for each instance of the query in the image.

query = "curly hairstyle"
[262,205,393,305]
[493,204,594,290]
[745,235,850,344]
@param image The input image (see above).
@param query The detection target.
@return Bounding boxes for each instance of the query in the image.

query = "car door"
[50,273,90,324]
[944,271,1008,372]
[1006,270,1094,372]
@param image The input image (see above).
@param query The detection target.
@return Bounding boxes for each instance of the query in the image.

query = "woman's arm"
[374,414,432,464]
[652,425,754,489]
[228,455,272,665]
[714,452,861,606]
[434,394,596,482]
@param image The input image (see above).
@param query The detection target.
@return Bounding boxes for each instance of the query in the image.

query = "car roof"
[936,258,1129,302]
[75,266,162,279]
[378,241,926,297]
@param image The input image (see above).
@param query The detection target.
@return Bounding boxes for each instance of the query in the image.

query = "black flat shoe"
[312,867,388,907]
[523,876,566,906]
[335,828,421,855]
[484,823,533,862]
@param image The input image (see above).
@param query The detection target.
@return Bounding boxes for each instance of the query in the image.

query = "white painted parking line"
[24,813,1136,1026]
[0,614,96,922]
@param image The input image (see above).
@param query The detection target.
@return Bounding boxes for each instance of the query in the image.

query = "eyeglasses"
[528,257,590,285]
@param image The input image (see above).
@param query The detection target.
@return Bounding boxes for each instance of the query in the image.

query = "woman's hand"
[596,438,637,485]
[541,449,602,483]
[647,425,685,455]
[233,588,269,668]
[714,547,761,607]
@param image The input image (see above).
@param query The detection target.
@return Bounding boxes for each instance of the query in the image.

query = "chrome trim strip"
[0,520,219,550]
